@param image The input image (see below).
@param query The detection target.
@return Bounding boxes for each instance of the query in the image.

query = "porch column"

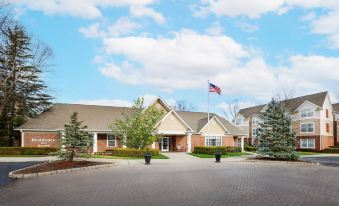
[187,133,192,153]
[93,133,98,154]
[21,131,24,147]
[152,142,156,149]
[241,136,245,152]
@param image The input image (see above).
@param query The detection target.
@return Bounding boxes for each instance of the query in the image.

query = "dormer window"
[301,108,313,118]
[235,118,241,125]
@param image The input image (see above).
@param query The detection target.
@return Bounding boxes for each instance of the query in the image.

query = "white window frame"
[235,118,241,126]
[252,128,258,136]
[300,123,315,133]
[300,108,314,118]
[205,136,222,146]
[336,114,339,121]
[300,139,315,149]
[107,134,117,147]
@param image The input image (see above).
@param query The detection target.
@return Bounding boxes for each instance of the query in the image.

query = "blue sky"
[8,0,339,117]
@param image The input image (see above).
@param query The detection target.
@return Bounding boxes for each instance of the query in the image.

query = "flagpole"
[207,80,210,135]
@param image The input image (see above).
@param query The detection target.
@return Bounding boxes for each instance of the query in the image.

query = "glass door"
[161,137,169,152]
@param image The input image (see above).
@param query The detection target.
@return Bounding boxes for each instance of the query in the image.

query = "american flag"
[209,83,221,95]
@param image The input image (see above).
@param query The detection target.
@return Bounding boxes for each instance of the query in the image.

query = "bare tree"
[174,100,195,111]
[222,100,240,123]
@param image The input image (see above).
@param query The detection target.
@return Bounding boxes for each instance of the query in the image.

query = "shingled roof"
[17,103,244,135]
[333,103,339,113]
[238,91,328,118]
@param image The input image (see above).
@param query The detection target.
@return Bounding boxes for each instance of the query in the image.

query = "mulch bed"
[247,157,311,163]
[14,161,109,174]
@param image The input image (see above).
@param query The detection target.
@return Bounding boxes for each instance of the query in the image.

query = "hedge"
[193,146,241,155]
[104,148,159,157]
[0,147,58,155]
[245,145,256,152]
[323,148,339,153]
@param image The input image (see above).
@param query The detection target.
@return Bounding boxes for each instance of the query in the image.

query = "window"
[337,114,339,121]
[252,117,259,125]
[326,109,329,118]
[252,128,259,136]
[107,134,116,147]
[300,139,315,149]
[300,123,314,133]
[205,136,222,146]
[301,108,314,118]
[326,123,330,133]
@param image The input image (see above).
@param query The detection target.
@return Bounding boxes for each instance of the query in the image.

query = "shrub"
[323,148,339,153]
[245,145,256,152]
[104,148,159,157]
[193,146,241,155]
[0,147,58,155]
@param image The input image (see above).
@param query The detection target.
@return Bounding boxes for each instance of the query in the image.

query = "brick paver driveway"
[1,154,339,206]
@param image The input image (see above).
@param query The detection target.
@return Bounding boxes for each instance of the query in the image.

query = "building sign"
[32,137,56,147]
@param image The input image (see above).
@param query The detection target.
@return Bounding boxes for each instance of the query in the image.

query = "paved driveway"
[1,154,339,206]
[300,155,339,167]
[0,162,42,188]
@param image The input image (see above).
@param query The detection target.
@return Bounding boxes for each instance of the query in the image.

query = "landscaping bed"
[12,161,109,175]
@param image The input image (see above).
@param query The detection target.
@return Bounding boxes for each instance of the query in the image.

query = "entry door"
[161,137,169,152]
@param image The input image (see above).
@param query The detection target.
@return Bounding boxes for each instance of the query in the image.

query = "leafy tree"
[256,98,297,160]
[0,21,52,146]
[112,98,164,149]
[59,112,93,161]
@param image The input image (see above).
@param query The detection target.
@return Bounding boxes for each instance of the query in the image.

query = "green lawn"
[89,154,169,160]
[189,152,252,158]
[296,151,321,156]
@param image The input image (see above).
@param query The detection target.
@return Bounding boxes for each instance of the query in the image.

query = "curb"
[242,159,319,166]
[9,161,119,179]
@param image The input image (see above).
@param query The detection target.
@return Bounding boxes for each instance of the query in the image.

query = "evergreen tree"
[60,112,93,161]
[112,98,164,149]
[0,24,52,146]
[257,98,297,160]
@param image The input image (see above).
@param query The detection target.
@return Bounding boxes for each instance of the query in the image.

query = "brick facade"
[23,132,60,148]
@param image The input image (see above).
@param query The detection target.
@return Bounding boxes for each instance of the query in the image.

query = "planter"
[215,151,222,163]
[144,153,151,165]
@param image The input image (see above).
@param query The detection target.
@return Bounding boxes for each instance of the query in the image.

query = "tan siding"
[151,99,169,113]
[201,118,226,134]
[157,112,187,132]
[292,120,320,136]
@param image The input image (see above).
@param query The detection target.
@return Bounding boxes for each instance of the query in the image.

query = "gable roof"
[17,102,244,135]
[16,103,134,131]
[238,91,328,118]
[333,103,339,113]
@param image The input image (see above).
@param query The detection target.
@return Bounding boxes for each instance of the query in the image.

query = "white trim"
[21,131,24,147]
[300,122,315,134]
[199,116,230,134]
[93,133,98,153]
[300,138,316,149]
[187,133,192,153]
[146,96,172,111]
[294,100,321,112]
[160,137,170,152]
[151,142,155,149]
[300,108,314,118]
[241,136,245,152]
[158,130,186,135]
[107,134,117,147]
[154,110,193,132]
[204,135,222,146]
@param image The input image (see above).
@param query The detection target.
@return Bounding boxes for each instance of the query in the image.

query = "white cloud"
[130,5,166,24]
[235,19,259,33]
[97,30,339,101]
[195,0,339,19]
[79,17,141,38]
[76,99,133,107]
[205,22,223,35]
[10,0,164,23]
[308,10,339,48]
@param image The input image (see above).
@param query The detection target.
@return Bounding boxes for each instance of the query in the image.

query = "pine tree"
[60,112,93,161]
[0,24,52,146]
[257,98,297,160]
